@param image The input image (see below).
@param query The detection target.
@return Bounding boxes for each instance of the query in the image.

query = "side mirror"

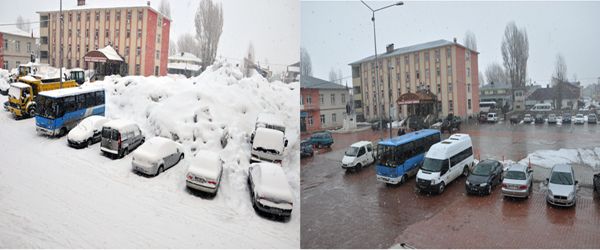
[545,178,549,184]
[284,139,288,147]
[250,132,255,144]
[575,180,579,185]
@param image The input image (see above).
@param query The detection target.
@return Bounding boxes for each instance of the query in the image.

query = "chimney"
[77,0,85,6]
[453,37,457,43]
[147,1,151,6]
[386,43,394,53]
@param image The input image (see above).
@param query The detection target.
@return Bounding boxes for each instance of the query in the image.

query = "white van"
[416,133,474,194]
[341,141,375,171]
[531,103,552,112]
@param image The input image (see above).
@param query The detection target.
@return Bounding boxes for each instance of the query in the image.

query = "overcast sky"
[0,0,299,73]
[302,1,600,87]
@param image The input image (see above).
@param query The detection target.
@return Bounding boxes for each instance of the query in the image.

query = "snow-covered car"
[131,137,184,176]
[341,141,375,171]
[547,114,557,124]
[101,120,145,158]
[523,114,533,123]
[186,151,223,194]
[574,113,585,124]
[248,162,294,218]
[546,164,578,207]
[501,163,533,199]
[250,127,288,163]
[67,115,109,148]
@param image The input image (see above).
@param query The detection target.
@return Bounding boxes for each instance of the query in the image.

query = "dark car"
[594,173,600,194]
[588,114,598,124]
[300,139,314,158]
[371,119,389,130]
[534,114,545,124]
[309,132,333,148]
[478,113,488,123]
[509,115,520,124]
[465,159,504,195]
[562,113,572,124]
[441,114,461,133]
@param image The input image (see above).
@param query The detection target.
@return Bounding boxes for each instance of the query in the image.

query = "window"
[332,113,337,123]
[416,70,420,80]
[68,13,72,22]
[127,11,132,22]
[308,116,313,126]
[448,100,454,111]
[155,66,159,76]
[95,12,100,21]
[3,39,7,51]
[77,13,81,22]
[467,67,471,76]
[156,50,160,60]
[116,11,121,20]
[446,47,452,58]
[158,17,162,27]
[424,51,429,61]
[448,83,453,92]
[468,99,472,110]
[136,46,141,56]
[105,29,109,38]
[40,51,48,59]
[138,10,143,19]
[95,29,99,38]
[135,64,141,75]
[467,84,471,93]
[41,37,48,45]
[15,41,20,52]
[341,94,346,103]
[137,29,142,38]
[404,55,409,64]
[157,34,161,44]
[307,95,312,104]
[320,114,325,124]
[126,29,131,38]
[330,94,335,104]
[320,94,324,104]
[40,15,49,27]
[447,65,452,75]
[3,61,7,69]
[86,12,90,21]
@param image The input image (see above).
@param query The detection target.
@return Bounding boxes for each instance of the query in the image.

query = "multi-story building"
[0,27,36,70]
[300,75,349,133]
[480,82,511,107]
[349,39,480,122]
[37,0,170,76]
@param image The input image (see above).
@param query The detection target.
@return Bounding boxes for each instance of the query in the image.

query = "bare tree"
[552,53,567,109]
[195,0,224,70]
[159,0,171,19]
[501,21,529,106]
[168,39,177,55]
[300,47,312,76]
[177,33,199,56]
[484,62,507,85]
[478,71,485,87]
[463,30,477,51]
[16,16,30,32]
[328,68,337,83]
[243,42,256,77]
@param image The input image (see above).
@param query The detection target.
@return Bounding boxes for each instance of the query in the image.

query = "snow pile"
[518,147,600,170]
[0,69,9,92]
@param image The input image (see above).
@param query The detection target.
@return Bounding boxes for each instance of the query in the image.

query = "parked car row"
[514,113,598,125]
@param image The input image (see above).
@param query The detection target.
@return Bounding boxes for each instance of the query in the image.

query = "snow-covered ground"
[0,61,300,248]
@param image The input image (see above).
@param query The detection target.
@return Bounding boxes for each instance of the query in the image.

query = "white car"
[186,151,223,194]
[523,114,533,123]
[574,113,585,124]
[250,127,288,163]
[341,141,375,171]
[546,164,578,207]
[487,113,498,123]
[131,137,184,176]
[248,162,294,218]
[67,115,109,148]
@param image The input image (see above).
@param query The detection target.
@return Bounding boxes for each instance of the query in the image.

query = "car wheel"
[180,153,184,161]
[121,148,129,158]
[28,106,36,117]
[487,184,492,195]
[59,127,67,137]
[400,174,407,184]
[87,138,92,147]
[156,165,164,176]
[438,182,445,194]
[462,167,469,177]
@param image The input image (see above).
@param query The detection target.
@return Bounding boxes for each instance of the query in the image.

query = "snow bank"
[0,69,10,92]
[518,147,600,170]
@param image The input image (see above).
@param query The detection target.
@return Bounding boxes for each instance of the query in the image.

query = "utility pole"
[59,0,63,88]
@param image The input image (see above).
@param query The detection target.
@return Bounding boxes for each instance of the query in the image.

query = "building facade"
[37,1,170,76]
[0,27,36,70]
[350,39,480,122]
[167,52,202,77]
[301,75,349,133]
[479,82,511,107]
[526,82,581,110]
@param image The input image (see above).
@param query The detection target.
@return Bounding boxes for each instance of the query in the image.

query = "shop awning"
[84,45,124,63]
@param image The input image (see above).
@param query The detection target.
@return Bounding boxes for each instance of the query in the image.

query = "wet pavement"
[301,120,600,248]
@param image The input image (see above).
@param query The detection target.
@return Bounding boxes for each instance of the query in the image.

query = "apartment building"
[0,27,36,70]
[349,39,480,122]
[37,0,170,76]
[300,75,349,133]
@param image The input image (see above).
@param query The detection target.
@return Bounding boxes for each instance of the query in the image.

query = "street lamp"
[360,1,403,134]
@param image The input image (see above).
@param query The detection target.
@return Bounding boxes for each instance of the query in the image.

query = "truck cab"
[6,82,36,118]
[69,69,86,85]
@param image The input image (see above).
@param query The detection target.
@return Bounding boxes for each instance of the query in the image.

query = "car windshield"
[576,114,583,118]
[550,171,574,185]
[8,86,22,99]
[505,170,526,180]
[472,162,494,176]
[421,157,448,172]
[345,146,359,157]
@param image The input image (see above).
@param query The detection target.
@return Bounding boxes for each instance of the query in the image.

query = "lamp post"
[59,0,63,88]
[387,63,393,138]
[360,0,403,133]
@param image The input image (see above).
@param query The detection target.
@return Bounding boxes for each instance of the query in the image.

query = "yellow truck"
[6,75,78,118]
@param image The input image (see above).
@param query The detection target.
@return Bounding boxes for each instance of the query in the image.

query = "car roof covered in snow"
[102,119,140,132]
[256,113,285,132]
[134,137,177,157]
[10,82,30,89]
[39,86,104,98]
[251,162,293,203]
[187,151,222,180]
[552,164,572,173]
[253,127,285,151]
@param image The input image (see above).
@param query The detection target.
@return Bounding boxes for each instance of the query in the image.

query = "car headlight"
[465,180,470,185]
[548,189,553,197]
[568,191,575,199]
[480,183,487,187]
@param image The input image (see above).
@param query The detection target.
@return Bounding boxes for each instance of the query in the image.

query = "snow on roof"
[103,119,139,131]
[252,162,293,203]
[134,137,176,159]
[10,82,30,89]
[19,75,39,83]
[97,45,123,61]
[300,75,347,90]
[253,127,285,152]
[187,151,222,180]
[39,86,104,98]
[36,0,171,21]
[167,62,201,71]
[0,26,34,38]
[169,52,202,63]
[351,141,372,148]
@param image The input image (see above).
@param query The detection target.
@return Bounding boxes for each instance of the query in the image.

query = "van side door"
[440,160,450,184]
[356,147,366,166]
[366,143,374,164]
